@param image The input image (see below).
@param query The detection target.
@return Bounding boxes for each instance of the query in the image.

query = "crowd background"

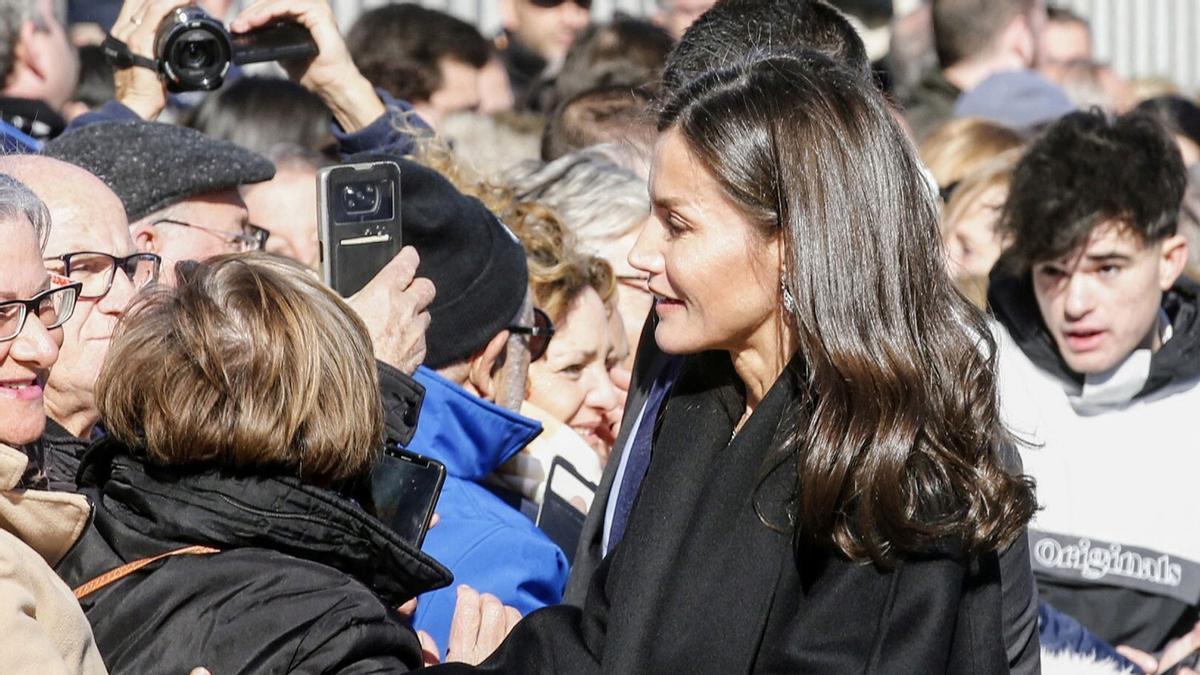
[0,0,1199,673]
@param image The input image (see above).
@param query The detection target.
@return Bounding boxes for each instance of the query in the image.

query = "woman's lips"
[653,294,684,314]
[1064,329,1106,353]
[0,379,43,401]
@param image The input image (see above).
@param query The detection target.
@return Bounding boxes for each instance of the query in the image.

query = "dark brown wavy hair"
[659,54,1036,565]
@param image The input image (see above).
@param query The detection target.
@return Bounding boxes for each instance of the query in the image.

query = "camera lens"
[175,32,218,69]
[154,7,232,92]
[341,183,380,215]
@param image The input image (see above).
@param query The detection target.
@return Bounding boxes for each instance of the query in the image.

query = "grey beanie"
[42,120,275,222]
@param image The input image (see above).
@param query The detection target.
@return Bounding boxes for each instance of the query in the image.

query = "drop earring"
[782,279,797,314]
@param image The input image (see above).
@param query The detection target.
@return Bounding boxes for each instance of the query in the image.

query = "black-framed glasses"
[508,307,555,361]
[44,251,161,299]
[0,275,82,342]
[153,218,270,252]
[529,0,591,8]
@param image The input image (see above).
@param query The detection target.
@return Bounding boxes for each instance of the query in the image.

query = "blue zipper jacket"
[405,367,569,655]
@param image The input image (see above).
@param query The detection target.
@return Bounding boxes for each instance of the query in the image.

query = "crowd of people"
[0,0,1198,672]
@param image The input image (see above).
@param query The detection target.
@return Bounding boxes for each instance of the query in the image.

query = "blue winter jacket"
[406,367,570,655]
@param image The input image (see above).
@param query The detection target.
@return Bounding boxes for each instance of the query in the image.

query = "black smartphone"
[535,457,598,565]
[370,445,446,548]
[318,160,403,297]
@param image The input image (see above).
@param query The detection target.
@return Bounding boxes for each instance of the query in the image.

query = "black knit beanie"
[41,119,275,222]
[350,153,529,369]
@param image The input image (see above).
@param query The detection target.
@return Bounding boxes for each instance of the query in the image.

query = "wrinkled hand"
[347,247,435,375]
[109,0,190,120]
[231,0,385,131]
[1118,621,1200,674]
[445,586,521,666]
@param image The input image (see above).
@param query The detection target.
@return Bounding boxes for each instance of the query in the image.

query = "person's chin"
[653,322,703,355]
[1061,349,1122,375]
[0,411,45,447]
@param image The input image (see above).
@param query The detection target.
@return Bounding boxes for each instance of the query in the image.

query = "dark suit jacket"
[563,313,659,606]
[431,350,1010,673]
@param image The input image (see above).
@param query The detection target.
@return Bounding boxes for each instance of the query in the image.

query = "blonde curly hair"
[507,200,614,324]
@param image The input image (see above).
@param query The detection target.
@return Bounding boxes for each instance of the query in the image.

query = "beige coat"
[0,443,106,674]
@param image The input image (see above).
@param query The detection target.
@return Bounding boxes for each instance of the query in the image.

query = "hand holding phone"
[319,160,403,297]
[370,445,446,548]
[344,247,434,375]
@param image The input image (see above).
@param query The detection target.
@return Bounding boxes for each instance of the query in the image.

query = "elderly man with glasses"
[42,119,273,285]
[0,154,161,490]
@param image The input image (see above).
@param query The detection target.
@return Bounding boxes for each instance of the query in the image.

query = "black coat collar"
[76,439,451,605]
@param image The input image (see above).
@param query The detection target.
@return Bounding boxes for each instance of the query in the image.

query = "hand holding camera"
[106,0,384,132]
[232,0,386,132]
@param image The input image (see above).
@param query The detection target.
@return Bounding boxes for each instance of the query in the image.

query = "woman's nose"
[628,214,665,277]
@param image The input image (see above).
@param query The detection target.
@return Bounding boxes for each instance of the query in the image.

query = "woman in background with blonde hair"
[494,202,622,510]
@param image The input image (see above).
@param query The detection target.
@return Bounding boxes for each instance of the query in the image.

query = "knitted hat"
[41,120,275,222]
[954,70,1076,132]
[350,153,529,369]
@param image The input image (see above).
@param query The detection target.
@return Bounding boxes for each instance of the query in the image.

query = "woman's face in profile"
[629,128,785,357]
[0,220,63,446]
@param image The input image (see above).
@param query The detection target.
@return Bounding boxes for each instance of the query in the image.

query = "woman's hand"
[109,0,192,120]
[445,585,521,666]
[230,0,386,132]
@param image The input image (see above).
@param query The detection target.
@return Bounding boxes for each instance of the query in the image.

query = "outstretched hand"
[445,585,522,666]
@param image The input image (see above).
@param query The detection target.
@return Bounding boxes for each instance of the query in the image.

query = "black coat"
[433,351,1010,673]
[41,417,88,492]
[55,439,452,674]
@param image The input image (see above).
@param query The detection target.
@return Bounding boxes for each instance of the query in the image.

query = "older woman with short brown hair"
[57,253,450,674]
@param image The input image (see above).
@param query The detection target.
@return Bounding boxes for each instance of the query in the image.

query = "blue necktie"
[607,357,681,550]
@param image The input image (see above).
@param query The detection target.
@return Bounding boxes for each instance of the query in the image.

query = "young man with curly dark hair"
[989,109,1200,671]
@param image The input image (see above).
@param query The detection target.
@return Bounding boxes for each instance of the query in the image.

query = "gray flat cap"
[42,119,275,222]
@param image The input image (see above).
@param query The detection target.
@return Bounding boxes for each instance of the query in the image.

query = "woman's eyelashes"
[557,362,586,379]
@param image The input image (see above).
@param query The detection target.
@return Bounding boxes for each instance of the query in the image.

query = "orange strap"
[73,545,220,600]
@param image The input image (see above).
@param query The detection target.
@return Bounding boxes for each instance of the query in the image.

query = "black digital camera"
[153,7,318,92]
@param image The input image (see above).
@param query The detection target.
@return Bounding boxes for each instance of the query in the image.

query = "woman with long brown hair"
[435,52,1037,673]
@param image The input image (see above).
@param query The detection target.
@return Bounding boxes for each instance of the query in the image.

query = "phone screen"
[370,446,446,548]
[535,457,598,564]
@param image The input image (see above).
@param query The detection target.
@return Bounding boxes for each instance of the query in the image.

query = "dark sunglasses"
[528,0,591,9]
[508,307,555,361]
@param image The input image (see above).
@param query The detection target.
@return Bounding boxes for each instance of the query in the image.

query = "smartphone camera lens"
[341,183,381,215]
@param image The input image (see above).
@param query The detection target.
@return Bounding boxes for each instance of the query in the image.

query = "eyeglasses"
[528,0,591,8]
[508,307,555,361]
[0,274,82,342]
[153,218,270,253]
[44,251,162,299]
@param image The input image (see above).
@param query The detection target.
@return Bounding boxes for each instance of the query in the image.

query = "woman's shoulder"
[85,547,423,673]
